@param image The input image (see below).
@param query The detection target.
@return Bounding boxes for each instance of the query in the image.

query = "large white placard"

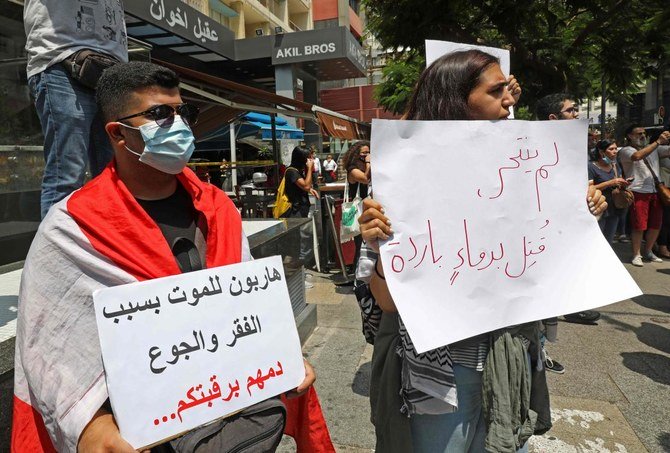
[93,255,304,449]
[425,39,510,75]
[371,119,641,353]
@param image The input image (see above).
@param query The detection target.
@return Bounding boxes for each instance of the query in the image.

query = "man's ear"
[105,122,125,143]
[548,114,559,121]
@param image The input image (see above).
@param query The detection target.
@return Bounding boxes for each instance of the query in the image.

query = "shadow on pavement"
[631,294,670,314]
[656,268,670,276]
[352,361,371,397]
[656,432,670,451]
[621,351,670,386]
[636,322,670,355]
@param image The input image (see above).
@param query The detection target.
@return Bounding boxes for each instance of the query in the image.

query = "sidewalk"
[289,241,670,453]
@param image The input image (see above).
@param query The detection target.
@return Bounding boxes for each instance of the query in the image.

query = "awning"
[315,108,370,140]
[197,112,304,143]
[156,60,369,141]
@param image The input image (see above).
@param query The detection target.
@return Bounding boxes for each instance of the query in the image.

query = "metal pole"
[324,195,352,283]
[601,74,607,139]
[271,113,279,190]
[229,122,237,189]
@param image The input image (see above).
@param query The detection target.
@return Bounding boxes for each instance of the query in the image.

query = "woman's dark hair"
[596,139,615,153]
[289,146,310,170]
[342,140,370,171]
[405,50,499,121]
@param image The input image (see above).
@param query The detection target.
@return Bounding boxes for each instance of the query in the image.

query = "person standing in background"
[310,147,321,188]
[323,154,338,182]
[24,0,129,218]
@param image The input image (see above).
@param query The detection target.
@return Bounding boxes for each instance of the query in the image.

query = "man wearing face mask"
[618,124,670,266]
[12,62,328,452]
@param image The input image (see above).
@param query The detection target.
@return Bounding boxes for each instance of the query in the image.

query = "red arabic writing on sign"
[477,139,560,212]
[152,361,284,426]
[388,218,550,285]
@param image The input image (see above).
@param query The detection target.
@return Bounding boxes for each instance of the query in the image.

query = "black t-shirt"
[136,184,200,272]
[346,159,369,200]
[284,167,309,208]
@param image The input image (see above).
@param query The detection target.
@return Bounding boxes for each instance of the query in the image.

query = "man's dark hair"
[624,123,642,137]
[405,50,500,121]
[96,61,180,122]
[535,93,573,120]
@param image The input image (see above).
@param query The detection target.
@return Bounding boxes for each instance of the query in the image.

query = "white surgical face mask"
[120,115,195,174]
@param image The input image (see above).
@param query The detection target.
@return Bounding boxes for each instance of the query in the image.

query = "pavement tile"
[529,395,648,453]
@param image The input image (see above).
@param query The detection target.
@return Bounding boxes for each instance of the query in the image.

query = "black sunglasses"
[116,103,199,128]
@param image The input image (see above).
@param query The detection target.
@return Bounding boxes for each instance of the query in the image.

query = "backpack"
[273,167,296,218]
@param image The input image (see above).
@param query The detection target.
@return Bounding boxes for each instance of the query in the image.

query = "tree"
[365,0,670,115]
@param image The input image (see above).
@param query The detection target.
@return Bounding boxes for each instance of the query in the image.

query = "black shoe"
[563,310,600,324]
[544,356,565,374]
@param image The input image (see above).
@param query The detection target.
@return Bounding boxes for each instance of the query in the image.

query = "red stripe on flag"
[11,396,56,453]
[281,387,335,453]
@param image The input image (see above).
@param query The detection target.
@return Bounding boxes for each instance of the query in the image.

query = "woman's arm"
[593,178,629,191]
[359,198,396,311]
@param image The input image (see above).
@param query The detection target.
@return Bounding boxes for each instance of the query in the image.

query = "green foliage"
[365,0,670,115]
[373,52,424,115]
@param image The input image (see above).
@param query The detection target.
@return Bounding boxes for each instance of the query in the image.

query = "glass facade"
[0,1,43,265]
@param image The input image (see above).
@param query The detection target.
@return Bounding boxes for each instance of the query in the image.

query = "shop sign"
[126,0,234,57]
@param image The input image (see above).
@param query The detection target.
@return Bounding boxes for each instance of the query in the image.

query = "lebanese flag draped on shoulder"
[12,163,333,452]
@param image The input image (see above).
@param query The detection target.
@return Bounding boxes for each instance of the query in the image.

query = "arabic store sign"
[93,255,304,449]
[126,0,235,58]
[371,119,641,353]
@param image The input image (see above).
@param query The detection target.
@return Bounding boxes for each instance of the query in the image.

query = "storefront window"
[0,2,44,266]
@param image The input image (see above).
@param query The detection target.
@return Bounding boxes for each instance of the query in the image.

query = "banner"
[371,119,641,353]
[93,255,304,449]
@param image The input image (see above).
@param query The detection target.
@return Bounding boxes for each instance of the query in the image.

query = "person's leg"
[31,64,98,218]
[409,364,485,453]
[630,193,648,261]
[657,207,670,256]
[643,194,664,258]
[603,214,619,244]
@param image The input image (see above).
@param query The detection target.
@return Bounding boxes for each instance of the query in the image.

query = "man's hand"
[78,409,139,453]
[657,131,670,146]
[285,359,316,399]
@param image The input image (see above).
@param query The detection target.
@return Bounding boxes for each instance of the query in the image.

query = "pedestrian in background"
[24,0,128,218]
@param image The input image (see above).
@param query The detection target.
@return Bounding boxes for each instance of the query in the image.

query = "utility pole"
[600,74,607,139]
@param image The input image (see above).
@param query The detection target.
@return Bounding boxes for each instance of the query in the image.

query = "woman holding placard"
[356,50,607,453]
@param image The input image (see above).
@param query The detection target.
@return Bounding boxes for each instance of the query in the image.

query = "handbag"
[610,164,634,209]
[64,49,120,90]
[642,158,670,206]
[340,182,363,243]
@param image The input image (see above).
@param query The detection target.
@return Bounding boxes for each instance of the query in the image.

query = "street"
[282,241,670,453]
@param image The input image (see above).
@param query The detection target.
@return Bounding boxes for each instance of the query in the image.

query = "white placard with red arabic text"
[371,119,641,353]
[93,255,304,449]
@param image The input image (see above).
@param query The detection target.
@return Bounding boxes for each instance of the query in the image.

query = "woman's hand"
[587,180,607,217]
[358,198,393,252]
[507,74,522,103]
[306,159,314,170]
[612,177,629,188]
[309,188,320,199]
[285,359,316,399]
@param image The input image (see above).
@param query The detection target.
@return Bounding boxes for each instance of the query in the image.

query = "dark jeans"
[658,206,670,247]
[28,63,113,218]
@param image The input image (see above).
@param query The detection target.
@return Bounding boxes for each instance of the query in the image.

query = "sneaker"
[631,255,644,267]
[618,235,631,243]
[563,310,600,324]
[644,251,663,263]
[543,352,565,374]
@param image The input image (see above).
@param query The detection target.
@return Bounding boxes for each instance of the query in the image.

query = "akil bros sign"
[271,27,366,74]
[275,42,337,58]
